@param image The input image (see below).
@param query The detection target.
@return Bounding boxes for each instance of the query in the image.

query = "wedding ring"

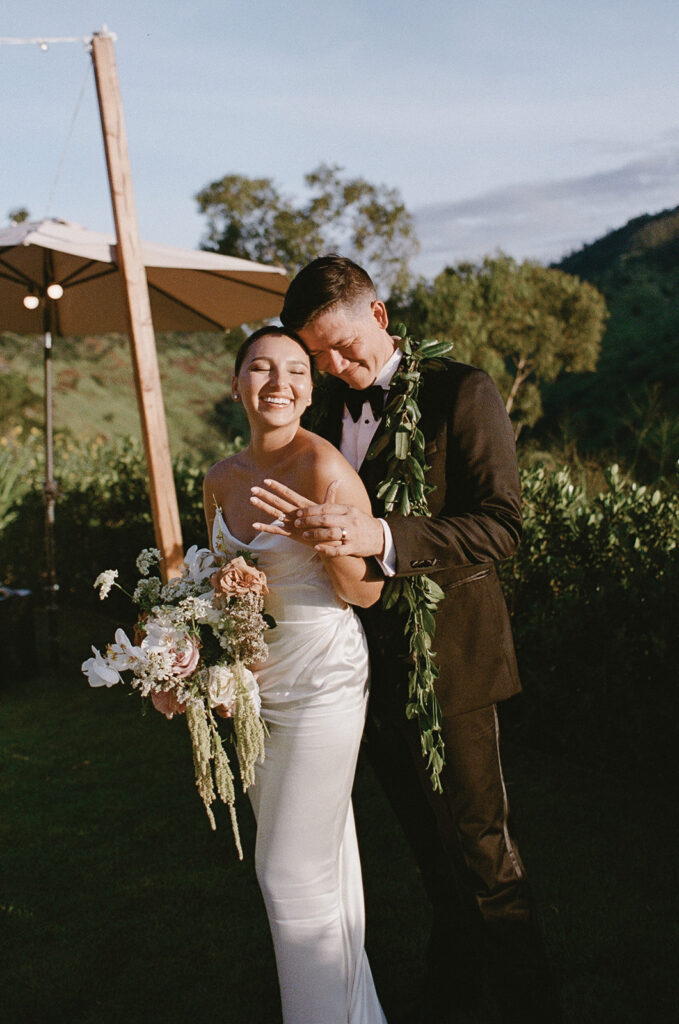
[341,528,348,544]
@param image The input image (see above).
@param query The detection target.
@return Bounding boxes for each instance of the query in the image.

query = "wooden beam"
[90,30,183,579]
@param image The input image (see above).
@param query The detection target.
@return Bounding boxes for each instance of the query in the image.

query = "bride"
[203,326,388,1024]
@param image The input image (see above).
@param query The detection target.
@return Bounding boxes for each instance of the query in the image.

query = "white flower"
[82,647,121,687]
[140,620,180,653]
[183,545,217,585]
[107,628,143,671]
[136,547,161,577]
[93,569,118,600]
[176,593,214,623]
[159,577,192,603]
[207,664,237,713]
[207,664,261,716]
[132,576,161,606]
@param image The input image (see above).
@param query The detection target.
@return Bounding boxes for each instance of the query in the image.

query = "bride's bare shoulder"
[297,429,353,476]
[204,451,244,482]
[203,452,246,508]
[295,429,369,508]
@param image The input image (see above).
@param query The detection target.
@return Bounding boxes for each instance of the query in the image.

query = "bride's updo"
[234,326,313,375]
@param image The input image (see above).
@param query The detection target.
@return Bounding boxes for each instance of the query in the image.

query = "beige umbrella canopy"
[0,218,288,333]
[0,217,288,662]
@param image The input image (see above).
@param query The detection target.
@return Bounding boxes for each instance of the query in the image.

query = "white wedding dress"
[213,509,388,1024]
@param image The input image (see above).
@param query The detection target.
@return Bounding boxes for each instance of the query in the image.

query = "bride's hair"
[234,326,312,375]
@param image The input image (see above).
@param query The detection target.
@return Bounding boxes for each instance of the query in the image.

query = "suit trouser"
[364,697,560,1021]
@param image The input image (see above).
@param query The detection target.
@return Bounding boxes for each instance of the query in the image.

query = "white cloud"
[413,142,679,277]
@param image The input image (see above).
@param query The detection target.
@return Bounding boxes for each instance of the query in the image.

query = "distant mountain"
[558,205,679,278]
[540,206,679,481]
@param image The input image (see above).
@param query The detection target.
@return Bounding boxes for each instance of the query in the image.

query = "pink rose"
[151,690,187,719]
[211,556,268,598]
[173,639,200,679]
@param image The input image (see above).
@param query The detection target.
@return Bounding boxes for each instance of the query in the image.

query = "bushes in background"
[1,435,676,784]
[500,464,678,784]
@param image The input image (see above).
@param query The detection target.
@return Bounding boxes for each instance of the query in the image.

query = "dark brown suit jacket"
[316,359,522,717]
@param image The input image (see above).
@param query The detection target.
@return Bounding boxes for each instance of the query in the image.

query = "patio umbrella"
[0,218,288,334]
[0,217,288,658]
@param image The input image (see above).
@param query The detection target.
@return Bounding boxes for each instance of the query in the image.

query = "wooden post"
[90,30,183,579]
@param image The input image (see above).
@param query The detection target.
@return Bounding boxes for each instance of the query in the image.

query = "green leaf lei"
[365,327,453,793]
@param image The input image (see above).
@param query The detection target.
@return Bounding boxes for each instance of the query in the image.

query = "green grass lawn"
[1,608,676,1023]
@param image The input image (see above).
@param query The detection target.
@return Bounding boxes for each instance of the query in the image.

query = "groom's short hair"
[280,255,377,331]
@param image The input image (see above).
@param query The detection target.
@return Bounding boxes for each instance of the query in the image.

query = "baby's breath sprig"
[366,327,453,793]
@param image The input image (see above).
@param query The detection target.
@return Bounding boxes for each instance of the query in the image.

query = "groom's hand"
[295,499,385,559]
[251,479,385,558]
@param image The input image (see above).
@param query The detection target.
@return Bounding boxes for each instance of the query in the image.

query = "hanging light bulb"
[23,294,40,310]
[39,41,49,52]
[46,283,64,300]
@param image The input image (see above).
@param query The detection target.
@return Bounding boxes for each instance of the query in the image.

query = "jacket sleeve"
[385,367,522,577]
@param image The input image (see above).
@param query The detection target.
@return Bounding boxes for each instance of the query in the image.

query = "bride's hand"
[251,480,342,547]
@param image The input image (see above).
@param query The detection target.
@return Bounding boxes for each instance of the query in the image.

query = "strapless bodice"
[212,508,369,721]
[212,507,347,623]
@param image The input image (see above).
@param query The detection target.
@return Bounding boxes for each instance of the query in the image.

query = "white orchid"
[82,647,121,687]
[182,544,217,585]
[140,620,181,653]
[106,628,143,671]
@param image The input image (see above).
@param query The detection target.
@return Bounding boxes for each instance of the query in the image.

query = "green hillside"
[0,330,248,459]
[543,205,679,479]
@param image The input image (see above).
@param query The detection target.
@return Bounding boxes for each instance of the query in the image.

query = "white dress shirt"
[339,346,402,576]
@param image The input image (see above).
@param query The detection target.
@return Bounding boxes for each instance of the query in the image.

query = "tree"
[8,207,30,225]
[195,163,419,295]
[397,255,608,437]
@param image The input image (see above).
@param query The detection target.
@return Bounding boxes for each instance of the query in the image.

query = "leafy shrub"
[0,428,41,531]
[0,434,236,609]
[1,440,676,784]
[500,464,678,785]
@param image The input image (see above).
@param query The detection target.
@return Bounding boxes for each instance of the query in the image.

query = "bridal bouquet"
[82,545,272,858]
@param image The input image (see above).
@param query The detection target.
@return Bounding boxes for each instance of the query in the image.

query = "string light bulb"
[23,294,40,310]
[46,283,64,299]
[39,41,48,51]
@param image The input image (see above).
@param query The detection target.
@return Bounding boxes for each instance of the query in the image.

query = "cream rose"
[207,664,237,716]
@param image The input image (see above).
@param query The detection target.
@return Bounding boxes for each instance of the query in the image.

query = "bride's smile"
[233,334,312,430]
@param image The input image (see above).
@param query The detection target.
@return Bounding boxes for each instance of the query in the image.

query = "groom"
[278,255,560,1024]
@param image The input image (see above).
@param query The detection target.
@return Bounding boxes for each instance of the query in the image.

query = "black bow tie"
[344,384,386,423]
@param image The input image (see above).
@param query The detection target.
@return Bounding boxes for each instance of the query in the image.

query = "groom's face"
[298,298,395,390]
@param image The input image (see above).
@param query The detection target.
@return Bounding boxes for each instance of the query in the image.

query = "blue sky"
[2,0,678,279]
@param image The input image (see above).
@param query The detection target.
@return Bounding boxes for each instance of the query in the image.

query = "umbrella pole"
[43,329,60,667]
[91,30,184,582]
